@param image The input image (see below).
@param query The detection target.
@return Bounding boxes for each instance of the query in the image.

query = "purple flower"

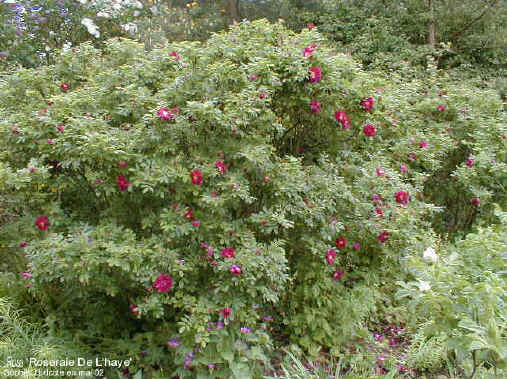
[240,327,251,334]
[167,339,180,348]
[19,241,27,247]
[352,242,360,251]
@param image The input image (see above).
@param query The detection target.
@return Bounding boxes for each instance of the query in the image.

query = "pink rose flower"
[332,269,344,281]
[400,164,407,173]
[376,168,385,177]
[352,242,360,251]
[361,97,375,111]
[308,67,322,83]
[326,249,337,265]
[420,140,428,148]
[363,124,376,137]
[395,191,410,205]
[117,176,131,192]
[310,100,322,114]
[170,51,181,60]
[35,216,50,231]
[60,82,70,91]
[303,43,317,58]
[153,273,173,293]
[230,265,242,275]
[471,197,480,206]
[56,125,65,132]
[377,232,390,243]
[334,111,351,129]
[221,248,236,259]
[336,237,347,249]
[437,105,445,111]
[157,107,174,121]
[22,272,32,278]
[190,169,203,185]
[118,160,127,168]
[220,307,232,319]
[466,158,474,167]
[307,23,315,30]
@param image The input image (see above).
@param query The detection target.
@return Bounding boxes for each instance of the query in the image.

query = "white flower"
[418,281,431,292]
[133,10,140,16]
[112,3,122,10]
[97,11,111,18]
[133,1,143,9]
[78,0,87,4]
[81,18,100,38]
[62,41,72,52]
[121,22,137,34]
[423,247,438,263]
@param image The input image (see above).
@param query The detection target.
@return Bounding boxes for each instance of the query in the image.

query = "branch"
[449,1,498,43]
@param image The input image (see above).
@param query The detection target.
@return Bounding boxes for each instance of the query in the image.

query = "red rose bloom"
[466,158,474,167]
[184,208,194,220]
[56,125,65,132]
[336,237,347,249]
[60,82,70,91]
[216,160,227,174]
[363,124,377,137]
[307,23,315,30]
[35,216,50,231]
[190,169,203,185]
[335,111,351,129]
[420,140,428,148]
[326,249,337,264]
[361,97,374,111]
[303,43,317,58]
[395,191,410,205]
[377,232,390,243]
[308,67,322,83]
[130,304,140,315]
[157,107,174,121]
[221,248,236,259]
[220,307,232,319]
[153,273,173,293]
[230,265,242,275]
[310,100,322,114]
[170,51,181,60]
[117,176,131,192]
[437,105,445,111]
[471,197,480,206]
[333,269,344,281]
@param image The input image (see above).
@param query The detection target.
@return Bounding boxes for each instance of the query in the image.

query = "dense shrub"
[0,19,505,377]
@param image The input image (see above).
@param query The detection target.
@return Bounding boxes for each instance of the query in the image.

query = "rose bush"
[0,19,505,377]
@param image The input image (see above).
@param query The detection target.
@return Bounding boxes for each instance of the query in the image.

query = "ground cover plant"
[0,17,505,379]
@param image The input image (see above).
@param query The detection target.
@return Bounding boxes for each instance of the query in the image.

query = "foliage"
[397,212,507,377]
[0,18,505,377]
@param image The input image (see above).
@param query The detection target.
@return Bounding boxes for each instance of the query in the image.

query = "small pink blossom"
[326,249,337,264]
[471,197,480,206]
[240,326,251,334]
[259,92,267,99]
[377,232,390,243]
[363,124,376,137]
[94,178,103,184]
[19,241,27,247]
[60,82,70,91]
[170,51,181,60]
[376,168,385,177]
[307,23,315,30]
[215,160,227,174]
[310,100,322,114]
[336,237,347,249]
[56,125,65,132]
[168,339,181,348]
[308,67,322,83]
[395,191,410,205]
[130,304,140,315]
[35,216,50,231]
[29,167,36,173]
[361,97,375,111]
[303,43,317,58]
[248,74,258,81]
[192,220,200,227]
[190,169,203,185]
[22,272,32,278]
[334,111,351,129]
[221,248,236,259]
[118,160,127,168]
[153,273,173,293]
[420,140,428,148]
[157,107,174,121]
[332,269,344,281]
[352,242,360,251]
[117,176,130,192]
[400,164,407,173]
[466,158,474,167]
[220,307,232,319]
[230,265,242,275]
[437,105,445,111]
[372,194,382,203]
[47,138,55,145]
